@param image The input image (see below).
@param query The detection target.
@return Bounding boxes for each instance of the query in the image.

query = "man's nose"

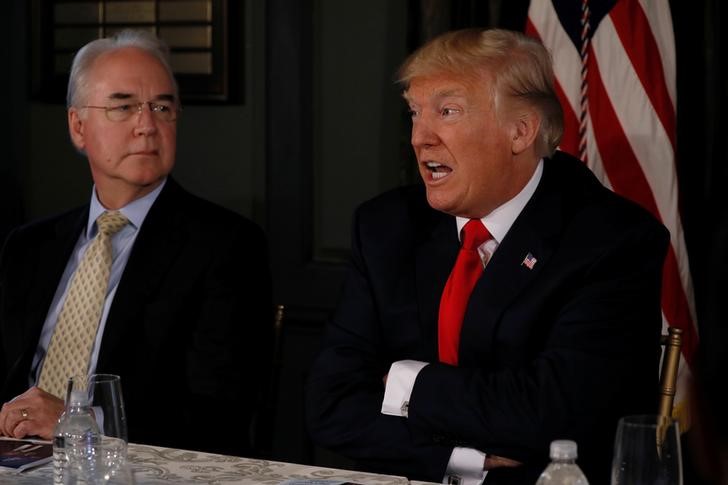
[410,118,438,149]
[134,103,158,135]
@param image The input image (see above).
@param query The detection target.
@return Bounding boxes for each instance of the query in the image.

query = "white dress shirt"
[380,161,543,485]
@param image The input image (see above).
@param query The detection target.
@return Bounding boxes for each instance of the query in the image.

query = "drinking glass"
[66,374,127,442]
[611,414,682,485]
[87,374,128,443]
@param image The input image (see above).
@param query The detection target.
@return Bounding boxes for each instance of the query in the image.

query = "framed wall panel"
[31,0,243,103]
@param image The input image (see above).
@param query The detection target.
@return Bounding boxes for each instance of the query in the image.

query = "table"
[1,443,439,485]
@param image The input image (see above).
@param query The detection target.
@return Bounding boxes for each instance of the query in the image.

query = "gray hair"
[398,28,563,158]
[67,29,178,108]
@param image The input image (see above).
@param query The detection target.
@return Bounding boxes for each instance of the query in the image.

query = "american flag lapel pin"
[521,252,537,270]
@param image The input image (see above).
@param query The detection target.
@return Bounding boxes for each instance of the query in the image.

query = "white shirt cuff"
[442,447,488,485]
[380,360,428,417]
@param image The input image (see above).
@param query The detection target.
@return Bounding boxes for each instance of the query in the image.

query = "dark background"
[3,0,726,480]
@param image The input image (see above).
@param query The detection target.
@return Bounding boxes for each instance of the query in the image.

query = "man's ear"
[510,109,541,155]
[68,108,86,152]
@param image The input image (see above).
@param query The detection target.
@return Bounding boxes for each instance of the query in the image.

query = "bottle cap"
[67,390,89,407]
[550,440,578,459]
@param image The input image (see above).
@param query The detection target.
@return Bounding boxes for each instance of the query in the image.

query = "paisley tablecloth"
[1,442,437,485]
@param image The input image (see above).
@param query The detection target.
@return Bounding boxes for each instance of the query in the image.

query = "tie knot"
[96,211,129,237]
[461,219,490,251]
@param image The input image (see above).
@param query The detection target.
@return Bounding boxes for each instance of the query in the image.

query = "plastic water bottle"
[53,390,101,484]
[535,440,589,485]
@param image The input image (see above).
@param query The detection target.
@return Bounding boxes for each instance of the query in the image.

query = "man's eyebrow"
[155,94,176,103]
[106,92,176,102]
[434,88,466,99]
[108,92,133,100]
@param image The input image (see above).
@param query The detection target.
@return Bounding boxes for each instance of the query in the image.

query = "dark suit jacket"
[306,152,669,484]
[0,178,272,457]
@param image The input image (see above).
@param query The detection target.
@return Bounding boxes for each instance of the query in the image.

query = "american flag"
[522,252,538,270]
[526,0,698,427]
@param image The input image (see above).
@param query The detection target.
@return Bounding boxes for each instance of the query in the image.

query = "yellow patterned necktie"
[38,210,129,398]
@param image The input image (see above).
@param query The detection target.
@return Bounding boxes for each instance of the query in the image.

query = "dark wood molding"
[265,0,347,314]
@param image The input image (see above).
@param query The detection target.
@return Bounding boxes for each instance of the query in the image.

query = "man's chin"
[126,165,173,185]
[137,174,169,189]
[107,173,168,194]
[425,191,457,216]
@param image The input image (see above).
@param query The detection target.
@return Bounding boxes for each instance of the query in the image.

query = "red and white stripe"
[526,0,698,418]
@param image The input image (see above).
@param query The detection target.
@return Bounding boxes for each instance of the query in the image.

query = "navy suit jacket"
[306,152,669,484]
[0,178,272,457]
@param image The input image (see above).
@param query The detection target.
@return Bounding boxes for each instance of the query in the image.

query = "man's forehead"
[403,74,484,103]
[85,49,175,98]
[91,47,172,77]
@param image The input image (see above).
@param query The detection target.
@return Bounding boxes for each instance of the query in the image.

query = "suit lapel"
[97,180,188,369]
[414,207,458,363]
[459,159,567,366]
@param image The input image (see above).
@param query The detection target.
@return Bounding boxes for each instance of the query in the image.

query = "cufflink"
[401,401,409,417]
[447,475,462,485]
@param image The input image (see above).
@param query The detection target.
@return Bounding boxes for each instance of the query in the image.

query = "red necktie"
[438,219,491,365]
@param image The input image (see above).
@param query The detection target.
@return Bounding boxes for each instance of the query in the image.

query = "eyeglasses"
[82,101,180,122]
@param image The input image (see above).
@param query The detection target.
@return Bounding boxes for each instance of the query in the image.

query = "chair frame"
[658,326,683,420]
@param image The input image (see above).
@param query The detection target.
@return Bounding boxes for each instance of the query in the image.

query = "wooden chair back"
[658,326,683,420]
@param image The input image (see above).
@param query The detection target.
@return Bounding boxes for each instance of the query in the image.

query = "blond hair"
[398,28,563,157]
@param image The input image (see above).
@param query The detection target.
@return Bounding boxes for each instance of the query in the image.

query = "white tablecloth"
[1,442,439,485]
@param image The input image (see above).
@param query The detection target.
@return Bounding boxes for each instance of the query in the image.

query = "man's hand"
[0,387,64,440]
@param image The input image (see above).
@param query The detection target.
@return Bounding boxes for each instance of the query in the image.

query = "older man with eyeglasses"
[0,30,272,458]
